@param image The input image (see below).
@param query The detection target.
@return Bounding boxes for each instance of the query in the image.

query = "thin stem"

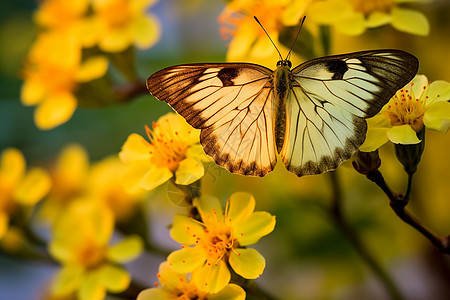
[366,170,450,254]
[404,173,413,201]
[328,171,405,300]
[114,81,149,102]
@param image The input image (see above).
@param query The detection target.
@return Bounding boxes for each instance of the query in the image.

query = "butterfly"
[146,19,418,177]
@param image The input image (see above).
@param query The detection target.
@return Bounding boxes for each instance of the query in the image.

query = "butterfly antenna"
[254,16,283,61]
[286,16,306,61]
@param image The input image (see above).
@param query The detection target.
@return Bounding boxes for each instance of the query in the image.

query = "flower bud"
[352,150,381,175]
[394,128,425,174]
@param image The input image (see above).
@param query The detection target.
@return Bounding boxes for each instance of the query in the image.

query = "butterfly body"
[273,61,292,152]
[147,50,418,177]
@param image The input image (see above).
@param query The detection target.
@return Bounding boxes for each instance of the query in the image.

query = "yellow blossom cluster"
[5,0,450,299]
[0,145,147,300]
[21,0,160,130]
[138,192,275,299]
[361,75,450,151]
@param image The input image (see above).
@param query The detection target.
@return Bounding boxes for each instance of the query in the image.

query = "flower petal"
[282,0,309,26]
[79,271,105,300]
[170,214,204,245]
[121,162,152,192]
[139,165,173,190]
[387,124,421,144]
[335,13,366,36]
[137,288,167,300]
[75,55,109,82]
[209,283,246,300]
[427,80,450,104]
[424,101,450,133]
[226,22,255,60]
[229,248,265,279]
[98,28,131,52]
[119,133,152,163]
[34,92,77,130]
[391,7,429,36]
[14,167,51,205]
[366,12,391,28]
[51,266,84,296]
[175,157,204,185]
[412,74,428,99]
[132,15,161,49]
[191,260,231,293]
[186,144,212,162]
[107,235,143,262]
[0,148,25,186]
[234,212,275,246]
[250,33,279,58]
[59,143,89,178]
[360,128,390,152]
[157,261,187,290]
[307,0,351,24]
[167,247,206,273]
[195,195,224,221]
[98,264,130,292]
[0,212,8,239]
[21,79,47,105]
[227,192,255,225]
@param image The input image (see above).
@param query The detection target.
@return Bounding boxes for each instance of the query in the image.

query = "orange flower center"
[349,0,394,15]
[146,121,189,171]
[385,83,427,132]
[38,0,87,28]
[96,0,132,29]
[189,202,239,264]
[77,242,106,269]
[164,277,208,300]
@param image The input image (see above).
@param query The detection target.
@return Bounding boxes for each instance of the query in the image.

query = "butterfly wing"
[281,50,419,176]
[147,63,277,176]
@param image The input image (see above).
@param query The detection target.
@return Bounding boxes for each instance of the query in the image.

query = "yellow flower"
[90,0,161,52]
[35,0,89,28]
[219,0,310,63]
[167,192,276,293]
[0,148,51,239]
[21,32,108,130]
[49,200,143,300]
[119,112,211,192]
[308,0,430,36]
[33,0,99,47]
[88,155,148,222]
[38,144,89,223]
[361,75,450,151]
[138,261,246,300]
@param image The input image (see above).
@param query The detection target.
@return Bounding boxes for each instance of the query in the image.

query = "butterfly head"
[277,60,292,69]
[254,16,305,71]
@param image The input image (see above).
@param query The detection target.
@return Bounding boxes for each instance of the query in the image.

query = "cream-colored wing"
[281,50,418,176]
[147,63,277,176]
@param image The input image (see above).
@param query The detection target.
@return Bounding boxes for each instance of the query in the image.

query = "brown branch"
[114,81,149,102]
[365,170,450,254]
[328,172,405,300]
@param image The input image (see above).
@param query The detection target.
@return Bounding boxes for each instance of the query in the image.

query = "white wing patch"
[281,86,365,176]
